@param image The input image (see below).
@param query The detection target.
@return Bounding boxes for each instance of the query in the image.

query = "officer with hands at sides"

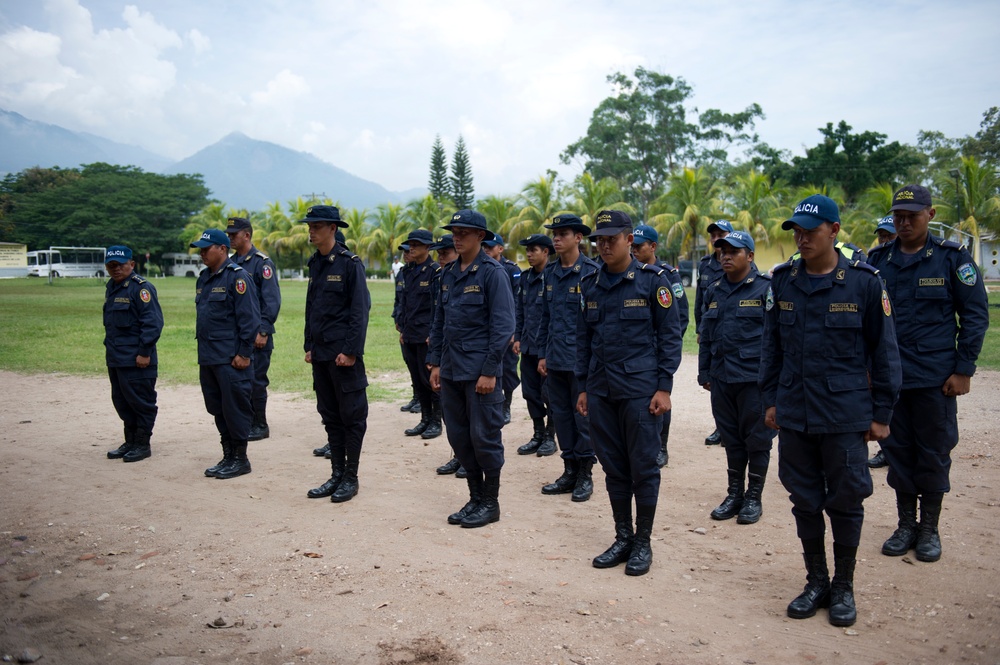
[103,245,163,463]
[192,228,261,480]
[760,195,901,627]
[482,233,521,425]
[577,210,682,576]
[696,220,734,446]
[867,214,897,470]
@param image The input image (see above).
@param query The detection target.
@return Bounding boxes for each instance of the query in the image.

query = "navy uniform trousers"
[108,367,158,434]
[200,364,253,442]
[313,360,369,455]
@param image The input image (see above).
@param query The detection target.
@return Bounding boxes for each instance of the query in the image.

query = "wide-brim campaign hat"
[544,213,591,236]
[298,205,349,228]
[443,209,495,241]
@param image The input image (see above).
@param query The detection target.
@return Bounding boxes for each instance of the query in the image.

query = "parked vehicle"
[27,247,106,278]
[677,259,694,287]
[162,252,203,277]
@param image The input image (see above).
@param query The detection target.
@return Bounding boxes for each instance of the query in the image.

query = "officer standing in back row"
[226,217,281,442]
[696,220,733,446]
[482,234,521,425]
[103,245,163,463]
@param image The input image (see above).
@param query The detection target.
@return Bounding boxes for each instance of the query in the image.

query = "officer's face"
[451,228,485,256]
[408,241,429,263]
[631,240,656,265]
[227,229,251,253]
[199,244,229,271]
[792,222,839,262]
[482,244,503,260]
[551,229,582,256]
[308,222,335,248]
[525,245,549,269]
[596,231,633,269]
[437,248,457,265]
[106,260,134,284]
[876,229,897,244]
[892,207,935,246]
[719,245,752,277]
[709,229,729,245]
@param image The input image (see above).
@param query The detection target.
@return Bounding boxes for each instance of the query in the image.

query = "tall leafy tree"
[450,135,475,209]
[428,135,451,203]
[935,156,1000,238]
[647,167,722,259]
[964,107,1000,164]
[565,173,634,227]
[723,169,788,248]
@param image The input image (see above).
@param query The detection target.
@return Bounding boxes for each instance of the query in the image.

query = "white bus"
[26,246,107,278]
[162,252,203,277]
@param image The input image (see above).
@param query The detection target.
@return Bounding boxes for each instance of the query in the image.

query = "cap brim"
[781,215,827,231]
[589,226,629,237]
[714,237,750,250]
[543,223,591,236]
[889,203,927,212]
[190,240,226,248]
[299,217,349,227]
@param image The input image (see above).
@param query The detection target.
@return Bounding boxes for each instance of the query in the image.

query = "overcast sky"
[1,0,998,196]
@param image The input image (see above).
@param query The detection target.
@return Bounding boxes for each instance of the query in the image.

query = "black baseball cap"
[890,185,933,212]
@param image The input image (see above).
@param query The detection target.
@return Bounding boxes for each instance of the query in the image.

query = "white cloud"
[186,28,209,54]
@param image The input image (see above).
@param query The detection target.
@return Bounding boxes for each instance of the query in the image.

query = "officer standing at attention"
[427,210,515,528]
[394,244,421,415]
[631,224,689,467]
[697,231,775,524]
[226,217,281,442]
[514,233,557,457]
[482,233,521,425]
[760,194,901,627]
[192,229,261,480]
[399,229,443,440]
[696,220,734,446]
[302,206,372,504]
[103,245,163,463]
[537,214,600,502]
[868,185,989,563]
[577,210,682,576]
[867,214,897,470]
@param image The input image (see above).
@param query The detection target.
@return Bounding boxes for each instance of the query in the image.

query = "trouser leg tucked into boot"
[915,493,943,562]
[420,402,443,439]
[710,467,745,520]
[593,499,634,568]
[215,440,251,479]
[787,549,831,619]
[448,472,483,524]
[542,458,578,494]
[108,425,136,459]
[737,468,766,524]
[205,435,233,477]
[461,475,500,528]
[828,551,857,627]
[517,417,546,455]
[536,420,557,457]
[331,450,360,502]
[307,447,345,498]
[123,429,152,463]
[882,491,919,556]
[625,504,655,576]
[572,458,594,502]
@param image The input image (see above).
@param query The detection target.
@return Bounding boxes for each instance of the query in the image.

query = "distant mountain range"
[0,108,424,210]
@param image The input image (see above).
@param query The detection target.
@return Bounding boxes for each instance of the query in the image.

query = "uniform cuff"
[872,406,893,426]
[954,361,977,377]
[658,377,674,393]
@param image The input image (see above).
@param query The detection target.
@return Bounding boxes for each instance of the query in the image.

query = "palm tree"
[503,174,564,245]
[935,157,1000,248]
[341,208,371,258]
[723,169,787,249]
[407,195,453,235]
[647,167,722,259]
[566,173,635,226]
[363,203,413,271]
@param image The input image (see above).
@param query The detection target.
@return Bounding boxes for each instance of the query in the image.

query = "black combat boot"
[330,451,359,502]
[572,459,594,502]
[625,505,655,576]
[655,422,669,468]
[737,468,766,524]
[205,435,233,477]
[828,555,857,627]
[404,408,431,436]
[542,458,578,495]
[881,491,919,556]
[536,421,557,457]
[420,403,443,439]
[107,425,135,459]
[502,392,513,426]
[215,441,251,479]
[867,448,887,468]
[312,443,331,457]
[448,472,483,524]
[307,448,345,498]
[399,395,419,412]
[248,407,270,441]
[123,429,151,463]
[705,428,722,445]
[710,468,745,520]
[786,552,831,619]
[461,475,500,528]
[593,499,634,568]
[915,493,943,562]
[436,457,461,475]
[517,418,546,455]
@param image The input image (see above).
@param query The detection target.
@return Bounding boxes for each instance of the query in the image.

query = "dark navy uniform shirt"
[515,266,546,356]
[232,244,281,345]
[391,262,409,326]
[195,259,261,365]
[697,266,770,385]
[695,252,725,332]
[536,253,599,371]
[576,258,683,397]
[657,260,690,337]
[103,272,164,367]
[398,257,440,343]
[304,245,371,363]
[427,251,515,381]
[759,254,902,433]
[868,235,989,388]
[500,256,522,298]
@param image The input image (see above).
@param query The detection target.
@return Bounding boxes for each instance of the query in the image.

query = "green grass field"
[2,276,996,401]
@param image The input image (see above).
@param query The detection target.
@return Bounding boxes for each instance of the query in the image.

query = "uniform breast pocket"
[462,293,484,306]
[914,286,948,321]
[700,308,719,340]
[824,311,862,358]
[110,303,132,328]
[734,307,763,339]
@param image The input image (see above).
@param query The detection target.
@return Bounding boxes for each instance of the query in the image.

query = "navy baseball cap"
[226,216,252,233]
[482,233,505,247]
[443,209,495,241]
[590,209,633,237]
[299,205,349,228]
[714,230,755,252]
[397,242,410,252]
[632,224,658,244]
[190,228,231,248]
[105,245,133,263]
[519,233,554,251]
[707,220,734,234]
[406,229,434,246]
[875,215,896,234]
[545,213,591,236]
[890,184,933,212]
[431,234,454,251]
[782,194,840,230]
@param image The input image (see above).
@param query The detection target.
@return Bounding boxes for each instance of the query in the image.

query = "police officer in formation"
[869,184,989,563]
[103,245,163,463]
[482,233,522,425]
[192,228,261,480]
[537,214,600,502]
[867,214,898,470]
[696,219,733,446]
[577,210,682,576]
[394,244,421,415]
[398,229,443,440]
[631,224,689,467]
[697,231,775,524]
[226,217,282,442]
[760,194,902,627]
[302,206,371,504]
[427,210,515,528]
[514,233,557,457]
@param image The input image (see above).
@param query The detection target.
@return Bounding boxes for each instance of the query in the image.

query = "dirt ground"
[1,358,998,665]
